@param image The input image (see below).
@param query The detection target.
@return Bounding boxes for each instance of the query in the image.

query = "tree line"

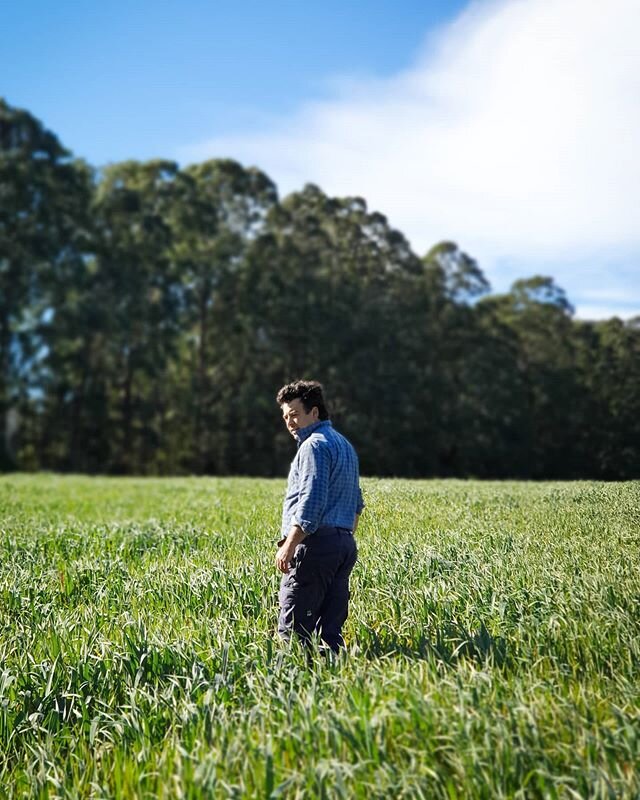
[1,98,639,479]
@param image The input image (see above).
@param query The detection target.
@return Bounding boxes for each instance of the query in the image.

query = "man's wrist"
[287,525,307,545]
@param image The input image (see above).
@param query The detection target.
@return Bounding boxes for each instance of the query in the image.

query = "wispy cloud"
[179,0,640,320]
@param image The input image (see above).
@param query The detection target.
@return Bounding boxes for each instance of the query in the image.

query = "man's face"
[281,398,319,437]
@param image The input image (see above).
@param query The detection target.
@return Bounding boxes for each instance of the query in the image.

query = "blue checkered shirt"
[281,420,364,537]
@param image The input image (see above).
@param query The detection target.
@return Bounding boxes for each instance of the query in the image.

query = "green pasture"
[0,475,638,798]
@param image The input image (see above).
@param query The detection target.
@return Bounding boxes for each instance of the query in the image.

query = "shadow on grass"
[357,620,508,668]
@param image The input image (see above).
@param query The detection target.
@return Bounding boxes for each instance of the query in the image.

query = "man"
[275,380,364,653]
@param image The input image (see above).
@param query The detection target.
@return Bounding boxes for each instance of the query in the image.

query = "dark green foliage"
[1,99,638,478]
[0,98,92,469]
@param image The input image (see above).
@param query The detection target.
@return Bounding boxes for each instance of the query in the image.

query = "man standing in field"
[275,380,364,653]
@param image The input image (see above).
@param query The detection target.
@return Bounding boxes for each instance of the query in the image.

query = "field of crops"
[0,474,638,798]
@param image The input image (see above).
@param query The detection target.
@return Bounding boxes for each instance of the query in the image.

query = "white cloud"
[179,0,640,320]
[577,304,638,322]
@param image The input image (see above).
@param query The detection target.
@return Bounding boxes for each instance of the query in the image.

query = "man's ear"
[311,406,319,420]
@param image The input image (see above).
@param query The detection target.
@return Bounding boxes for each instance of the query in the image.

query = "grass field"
[0,474,638,798]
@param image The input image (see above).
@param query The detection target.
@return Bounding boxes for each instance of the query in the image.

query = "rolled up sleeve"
[291,441,330,534]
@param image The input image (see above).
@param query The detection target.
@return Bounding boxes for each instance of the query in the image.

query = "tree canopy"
[2,99,638,478]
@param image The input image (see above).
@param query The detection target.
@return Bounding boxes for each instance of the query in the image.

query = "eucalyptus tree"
[572,316,640,478]
[408,242,495,475]
[0,98,91,469]
[477,276,579,477]
[171,159,278,473]
[83,159,184,473]
[237,184,425,475]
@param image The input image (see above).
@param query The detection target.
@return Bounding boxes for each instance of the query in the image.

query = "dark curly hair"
[276,380,329,420]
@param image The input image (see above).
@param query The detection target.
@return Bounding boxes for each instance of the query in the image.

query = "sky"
[3,0,639,320]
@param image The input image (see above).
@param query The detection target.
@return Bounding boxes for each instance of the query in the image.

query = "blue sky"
[3,0,639,320]
[3,0,465,165]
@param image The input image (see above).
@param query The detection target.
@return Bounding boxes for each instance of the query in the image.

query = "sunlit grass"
[0,474,638,798]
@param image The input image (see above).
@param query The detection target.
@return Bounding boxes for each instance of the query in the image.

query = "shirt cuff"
[291,516,318,535]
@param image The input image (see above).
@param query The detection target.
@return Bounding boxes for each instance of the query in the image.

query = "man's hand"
[275,525,306,573]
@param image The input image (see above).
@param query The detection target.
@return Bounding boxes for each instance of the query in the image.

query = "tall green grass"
[0,475,638,798]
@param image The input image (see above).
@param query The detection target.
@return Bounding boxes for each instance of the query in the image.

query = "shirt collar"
[294,419,332,445]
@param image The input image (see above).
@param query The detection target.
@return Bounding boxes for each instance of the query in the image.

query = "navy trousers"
[278,528,358,653]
